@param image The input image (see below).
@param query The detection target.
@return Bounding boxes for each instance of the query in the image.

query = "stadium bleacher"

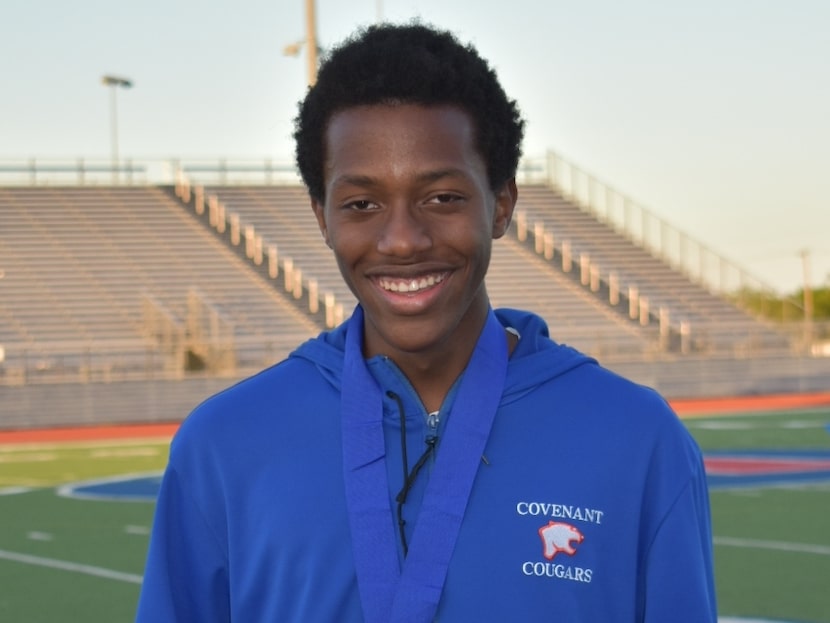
[0,185,319,379]
[1,168,829,428]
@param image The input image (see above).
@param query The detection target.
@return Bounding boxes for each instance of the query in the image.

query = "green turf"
[0,439,170,488]
[0,489,155,622]
[0,555,144,623]
[684,408,830,451]
[0,439,166,622]
[685,408,830,622]
[0,408,828,622]
[710,486,830,621]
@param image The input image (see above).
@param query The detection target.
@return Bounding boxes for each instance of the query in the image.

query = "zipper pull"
[427,410,439,431]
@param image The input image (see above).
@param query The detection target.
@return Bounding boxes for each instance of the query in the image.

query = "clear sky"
[2,0,828,295]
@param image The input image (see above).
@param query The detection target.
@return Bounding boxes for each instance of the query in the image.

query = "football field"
[1,405,828,622]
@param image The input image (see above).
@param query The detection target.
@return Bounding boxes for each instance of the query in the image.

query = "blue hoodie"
[136,308,716,622]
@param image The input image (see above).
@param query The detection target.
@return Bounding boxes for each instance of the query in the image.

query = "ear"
[491,178,517,239]
[311,198,332,248]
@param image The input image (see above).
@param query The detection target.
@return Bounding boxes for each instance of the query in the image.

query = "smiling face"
[313,104,516,362]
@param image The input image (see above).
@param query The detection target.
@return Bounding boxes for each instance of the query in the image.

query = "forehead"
[322,104,486,186]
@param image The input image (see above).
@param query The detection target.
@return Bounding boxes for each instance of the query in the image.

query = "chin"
[367,315,449,354]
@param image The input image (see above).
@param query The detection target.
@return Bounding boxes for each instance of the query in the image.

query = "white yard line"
[124,524,150,536]
[0,486,34,495]
[0,548,143,584]
[0,452,59,463]
[714,536,830,556]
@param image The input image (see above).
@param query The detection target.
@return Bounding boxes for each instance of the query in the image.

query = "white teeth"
[380,273,445,293]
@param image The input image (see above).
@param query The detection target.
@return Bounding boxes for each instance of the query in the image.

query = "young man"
[137,23,717,622]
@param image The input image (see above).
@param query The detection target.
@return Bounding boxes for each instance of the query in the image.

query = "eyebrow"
[330,173,376,189]
[416,168,470,184]
[330,168,471,190]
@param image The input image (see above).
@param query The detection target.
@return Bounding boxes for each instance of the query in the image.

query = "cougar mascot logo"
[538,521,584,560]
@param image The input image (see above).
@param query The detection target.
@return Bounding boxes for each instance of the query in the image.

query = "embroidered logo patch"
[538,521,584,560]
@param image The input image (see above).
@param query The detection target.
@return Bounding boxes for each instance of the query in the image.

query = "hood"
[289,307,596,404]
[494,308,597,405]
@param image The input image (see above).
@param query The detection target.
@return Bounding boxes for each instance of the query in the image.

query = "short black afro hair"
[293,22,525,202]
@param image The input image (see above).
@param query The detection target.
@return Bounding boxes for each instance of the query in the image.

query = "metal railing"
[2,329,828,398]
[544,150,804,321]
[0,156,552,187]
[0,157,302,186]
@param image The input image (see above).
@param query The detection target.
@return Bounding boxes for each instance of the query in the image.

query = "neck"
[385,318,517,414]
[398,352,468,414]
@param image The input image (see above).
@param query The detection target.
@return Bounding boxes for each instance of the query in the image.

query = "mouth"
[376,272,448,294]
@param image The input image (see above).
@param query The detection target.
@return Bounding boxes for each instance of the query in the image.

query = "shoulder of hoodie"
[498,307,688,436]
[170,333,341,453]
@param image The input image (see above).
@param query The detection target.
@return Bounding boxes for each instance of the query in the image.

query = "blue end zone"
[57,473,163,502]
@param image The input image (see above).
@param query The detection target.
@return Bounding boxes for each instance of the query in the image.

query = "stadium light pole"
[304,0,318,86]
[101,75,133,183]
[800,248,814,346]
[283,0,319,87]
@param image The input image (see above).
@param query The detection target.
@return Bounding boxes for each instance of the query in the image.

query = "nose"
[376,204,432,257]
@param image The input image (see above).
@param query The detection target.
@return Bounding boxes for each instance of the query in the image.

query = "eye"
[426,193,464,205]
[343,199,379,211]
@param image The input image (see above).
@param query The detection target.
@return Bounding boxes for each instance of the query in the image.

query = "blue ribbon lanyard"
[341,306,508,623]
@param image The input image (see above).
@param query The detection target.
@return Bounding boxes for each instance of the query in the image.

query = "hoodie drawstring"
[386,390,438,557]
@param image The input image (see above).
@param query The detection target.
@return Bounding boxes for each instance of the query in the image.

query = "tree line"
[732,286,830,321]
